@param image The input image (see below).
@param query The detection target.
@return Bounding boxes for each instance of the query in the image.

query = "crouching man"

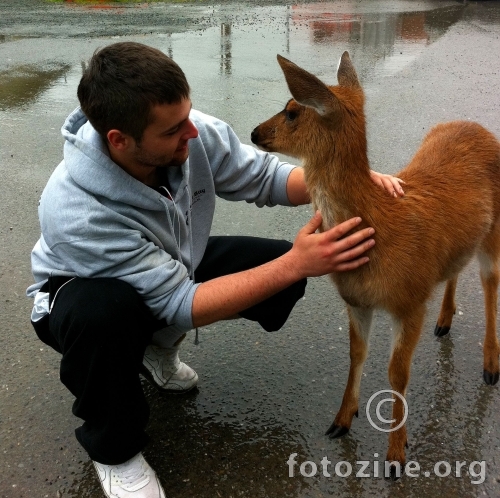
[27,42,403,498]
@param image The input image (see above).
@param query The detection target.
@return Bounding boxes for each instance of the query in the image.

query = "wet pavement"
[1,1,500,497]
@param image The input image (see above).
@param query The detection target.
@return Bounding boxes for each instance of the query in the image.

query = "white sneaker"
[93,452,165,498]
[141,344,198,393]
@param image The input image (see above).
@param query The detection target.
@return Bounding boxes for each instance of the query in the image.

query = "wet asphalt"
[1,1,500,497]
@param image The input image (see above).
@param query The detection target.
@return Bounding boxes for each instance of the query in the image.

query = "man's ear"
[107,129,134,151]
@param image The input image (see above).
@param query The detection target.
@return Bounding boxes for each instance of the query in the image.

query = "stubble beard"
[135,146,189,170]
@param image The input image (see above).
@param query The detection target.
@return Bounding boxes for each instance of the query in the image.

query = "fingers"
[302,210,323,235]
[334,256,370,272]
[370,171,405,197]
[294,213,375,277]
[324,218,376,272]
[388,176,405,197]
[380,175,404,197]
[324,216,362,240]
[324,218,373,246]
[334,236,375,264]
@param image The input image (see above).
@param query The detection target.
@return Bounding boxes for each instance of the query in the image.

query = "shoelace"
[115,461,147,486]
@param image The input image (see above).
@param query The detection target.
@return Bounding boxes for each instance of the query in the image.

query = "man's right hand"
[288,211,375,278]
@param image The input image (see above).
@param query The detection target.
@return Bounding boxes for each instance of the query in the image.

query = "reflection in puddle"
[220,23,232,76]
[64,383,312,497]
[290,4,465,78]
[144,384,312,498]
[0,34,26,43]
[0,63,70,110]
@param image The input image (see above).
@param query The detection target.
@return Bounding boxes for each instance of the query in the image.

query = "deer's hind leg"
[434,276,458,337]
[326,306,373,439]
[478,223,500,385]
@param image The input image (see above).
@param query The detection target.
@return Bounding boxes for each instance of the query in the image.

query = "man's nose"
[184,119,199,140]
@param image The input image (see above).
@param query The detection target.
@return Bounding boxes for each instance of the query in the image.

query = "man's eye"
[286,110,297,121]
[166,127,179,136]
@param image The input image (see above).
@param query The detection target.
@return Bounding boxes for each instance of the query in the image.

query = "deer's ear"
[337,51,360,88]
[277,54,340,117]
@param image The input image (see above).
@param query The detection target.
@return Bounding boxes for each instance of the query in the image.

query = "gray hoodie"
[27,107,295,332]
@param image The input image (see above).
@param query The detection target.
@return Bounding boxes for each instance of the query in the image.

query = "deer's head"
[251,52,365,163]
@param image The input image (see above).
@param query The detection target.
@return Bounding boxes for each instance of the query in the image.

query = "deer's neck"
[303,122,374,229]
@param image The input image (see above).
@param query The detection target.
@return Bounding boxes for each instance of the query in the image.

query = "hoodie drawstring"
[160,170,200,346]
[184,174,200,346]
[159,181,199,345]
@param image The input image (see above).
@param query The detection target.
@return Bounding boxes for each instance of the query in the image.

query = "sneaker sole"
[139,364,198,394]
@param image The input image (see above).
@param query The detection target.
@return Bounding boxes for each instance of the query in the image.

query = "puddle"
[46,380,313,498]
[0,63,70,110]
[0,4,472,113]
[4,0,498,43]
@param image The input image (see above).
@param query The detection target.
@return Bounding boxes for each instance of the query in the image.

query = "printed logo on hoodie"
[192,188,206,206]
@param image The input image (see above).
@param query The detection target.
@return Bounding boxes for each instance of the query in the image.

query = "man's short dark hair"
[77,42,190,142]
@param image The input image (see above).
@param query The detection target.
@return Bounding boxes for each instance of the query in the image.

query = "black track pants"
[31,236,307,464]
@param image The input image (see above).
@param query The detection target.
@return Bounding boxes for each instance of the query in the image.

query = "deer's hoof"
[385,462,405,481]
[483,369,499,385]
[325,423,349,439]
[434,324,450,337]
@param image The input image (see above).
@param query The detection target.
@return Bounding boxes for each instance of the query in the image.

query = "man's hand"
[370,170,405,197]
[287,211,375,278]
[192,212,375,328]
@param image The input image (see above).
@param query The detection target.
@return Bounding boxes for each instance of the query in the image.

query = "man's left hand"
[369,170,405,197]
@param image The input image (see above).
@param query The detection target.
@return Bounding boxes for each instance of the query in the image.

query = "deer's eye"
[285,110,298,122]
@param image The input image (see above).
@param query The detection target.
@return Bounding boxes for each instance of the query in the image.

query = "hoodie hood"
[61,107,167,211]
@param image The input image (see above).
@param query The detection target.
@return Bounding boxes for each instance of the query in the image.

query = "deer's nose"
[251,128,259,144]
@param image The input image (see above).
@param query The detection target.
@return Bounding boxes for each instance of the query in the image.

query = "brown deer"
[251,52,500,478]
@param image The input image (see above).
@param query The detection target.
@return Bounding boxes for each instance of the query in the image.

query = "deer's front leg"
[326,306,373,439]
[386,306,425,480]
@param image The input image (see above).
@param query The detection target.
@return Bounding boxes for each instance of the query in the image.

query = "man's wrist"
[274,247,306,282]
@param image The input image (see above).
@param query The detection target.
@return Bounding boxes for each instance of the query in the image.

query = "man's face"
[133,99,199,169]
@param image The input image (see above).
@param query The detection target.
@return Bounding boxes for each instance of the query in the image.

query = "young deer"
[251,52,500,477]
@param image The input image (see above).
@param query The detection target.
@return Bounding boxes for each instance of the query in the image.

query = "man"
[27,42,403,498]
